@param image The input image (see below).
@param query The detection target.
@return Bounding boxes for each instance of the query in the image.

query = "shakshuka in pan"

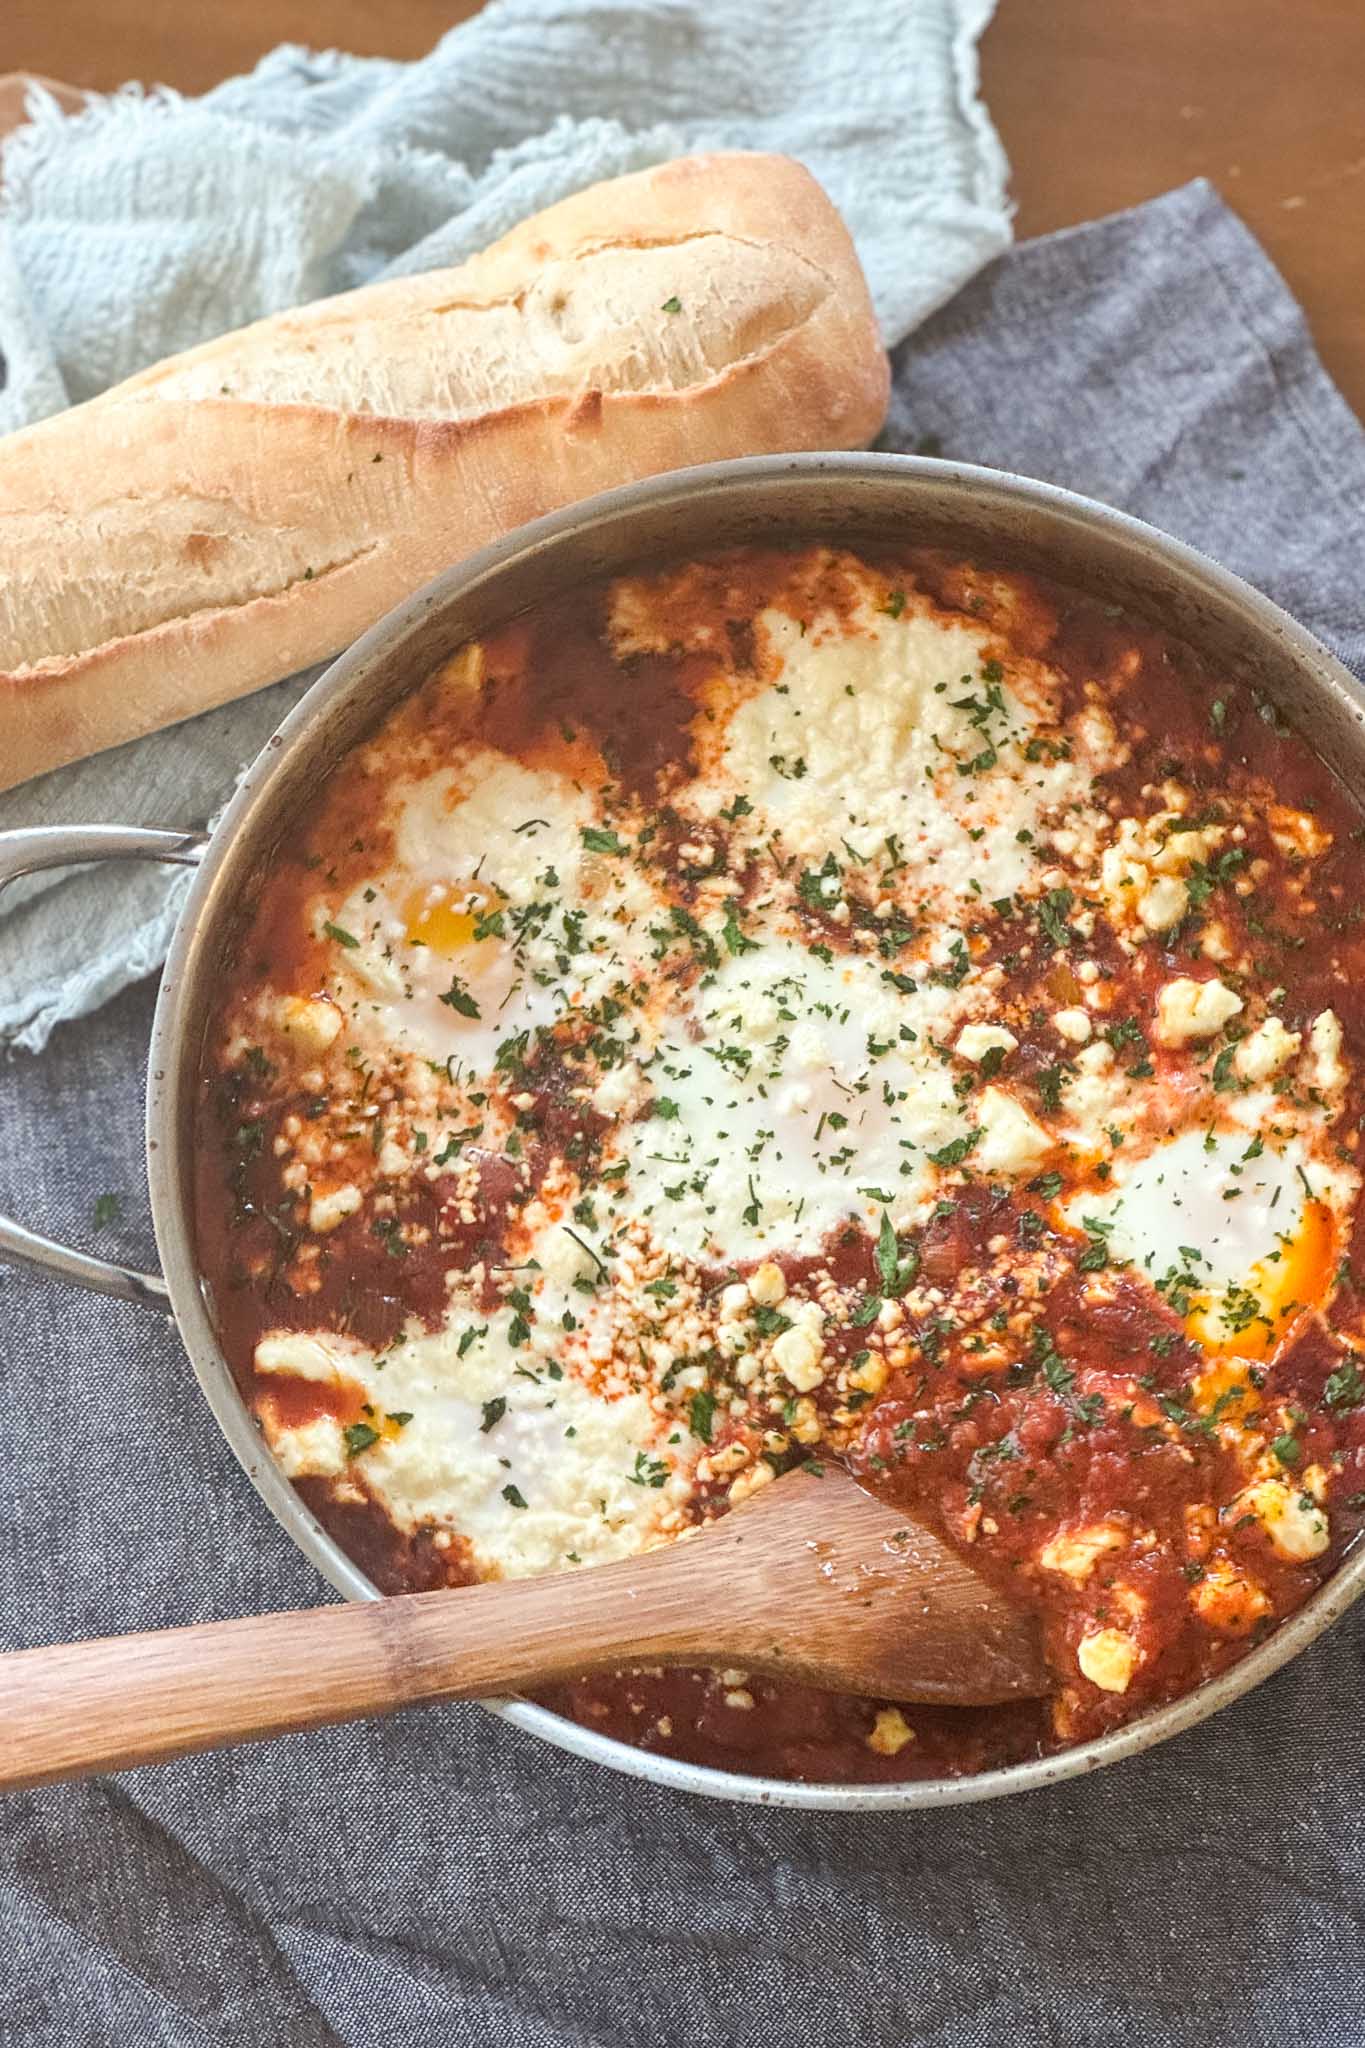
[194,541,1365,1783]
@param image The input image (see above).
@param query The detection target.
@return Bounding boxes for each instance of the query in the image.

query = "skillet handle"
[0,824,208,1306]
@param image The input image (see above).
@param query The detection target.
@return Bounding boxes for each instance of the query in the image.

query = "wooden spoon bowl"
[1,1463,1047,1790]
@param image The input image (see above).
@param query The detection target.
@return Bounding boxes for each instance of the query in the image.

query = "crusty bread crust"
[0,153,888,791]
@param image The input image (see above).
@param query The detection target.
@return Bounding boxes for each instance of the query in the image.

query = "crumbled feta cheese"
[1233,1477,1329,1561]
[787,1397,821,1444]
[705,1441,752,1478]
[1149,819,1225,874]
[1308,1009,1346,1097]
[1154,976,1243,1047]
[308,1183,363,1234]
[538,1226,600,1290]
[276,994,342,1054]
[1073,704,1124,770]
[1268,804,1332,860]
[1137,875,1189,933]
[1189,1558,1271,1635]
[1077,1627,1140,1693]
[1053,1007,1092,1045]
[974,1087,1053,1174]
[747,1261,788,1308]
[956,1022,1019,1064]
[1234,1016,1301,1083]
[270,1414,348,1480]
[1100,836,1147,904]
[1038,1521,1126,1583]
[847,1354,889,1396]
[867,1707,916,1756]
[772,1324,825,1392]
[728,1461,775,1504]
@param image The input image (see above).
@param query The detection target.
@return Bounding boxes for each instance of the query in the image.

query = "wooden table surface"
[3,0,1363,415]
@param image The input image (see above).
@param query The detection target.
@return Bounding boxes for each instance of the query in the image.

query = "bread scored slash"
[0,151,889,791]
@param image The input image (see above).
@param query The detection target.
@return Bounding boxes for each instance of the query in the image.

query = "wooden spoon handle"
[0,1555,706,1791]
[0,1467,1046,1789]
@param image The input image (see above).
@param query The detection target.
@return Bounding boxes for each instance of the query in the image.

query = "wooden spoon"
[0,1464,1047,1790]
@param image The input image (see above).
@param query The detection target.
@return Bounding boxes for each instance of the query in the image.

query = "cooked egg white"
[258,1310,688,1578]
[1065,1123,1349,1358]
[613,939,970,1263]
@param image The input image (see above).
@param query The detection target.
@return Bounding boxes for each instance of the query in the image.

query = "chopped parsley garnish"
[875,1210,919,1296]
[876,1210,901,1292]
[502,1484,529,1509]
[343,1422,379,1457]
[1076,1231,1109,1273]
[669,902,720,968]
[929,1131,979,1170]
[581,826,627,855]
[439,975,481,1018]
[1037,887,1076,948]
[1104,1017,1146,1055]
[1186,846,1246,906]
[1210,1044,1241,1093]
[371,1216,407,1259]
[1035,1064,1069,1113]
[721,905,758,955]
[931,937,972,989]
[1038,1342,1074,1399]
[688,1390,717,1443]
[797,852,842,910]
[480,1397,507,1434]
[323,921,359,949]
[1325,1362,1365,1411]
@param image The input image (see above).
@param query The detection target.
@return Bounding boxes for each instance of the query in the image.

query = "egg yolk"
[1188,1198,1335,1361]
[404,886,500,954]
[1190,1356,1262,1424]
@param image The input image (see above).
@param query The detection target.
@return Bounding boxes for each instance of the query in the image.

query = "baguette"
[0,152,888,791]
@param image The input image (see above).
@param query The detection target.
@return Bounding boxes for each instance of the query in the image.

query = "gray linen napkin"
[3,181,1365,2048]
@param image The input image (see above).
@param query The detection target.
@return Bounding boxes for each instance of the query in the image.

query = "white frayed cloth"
[0,0,1009,1049]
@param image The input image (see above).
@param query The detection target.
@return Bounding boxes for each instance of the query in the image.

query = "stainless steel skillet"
[4,452,1363,1809]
